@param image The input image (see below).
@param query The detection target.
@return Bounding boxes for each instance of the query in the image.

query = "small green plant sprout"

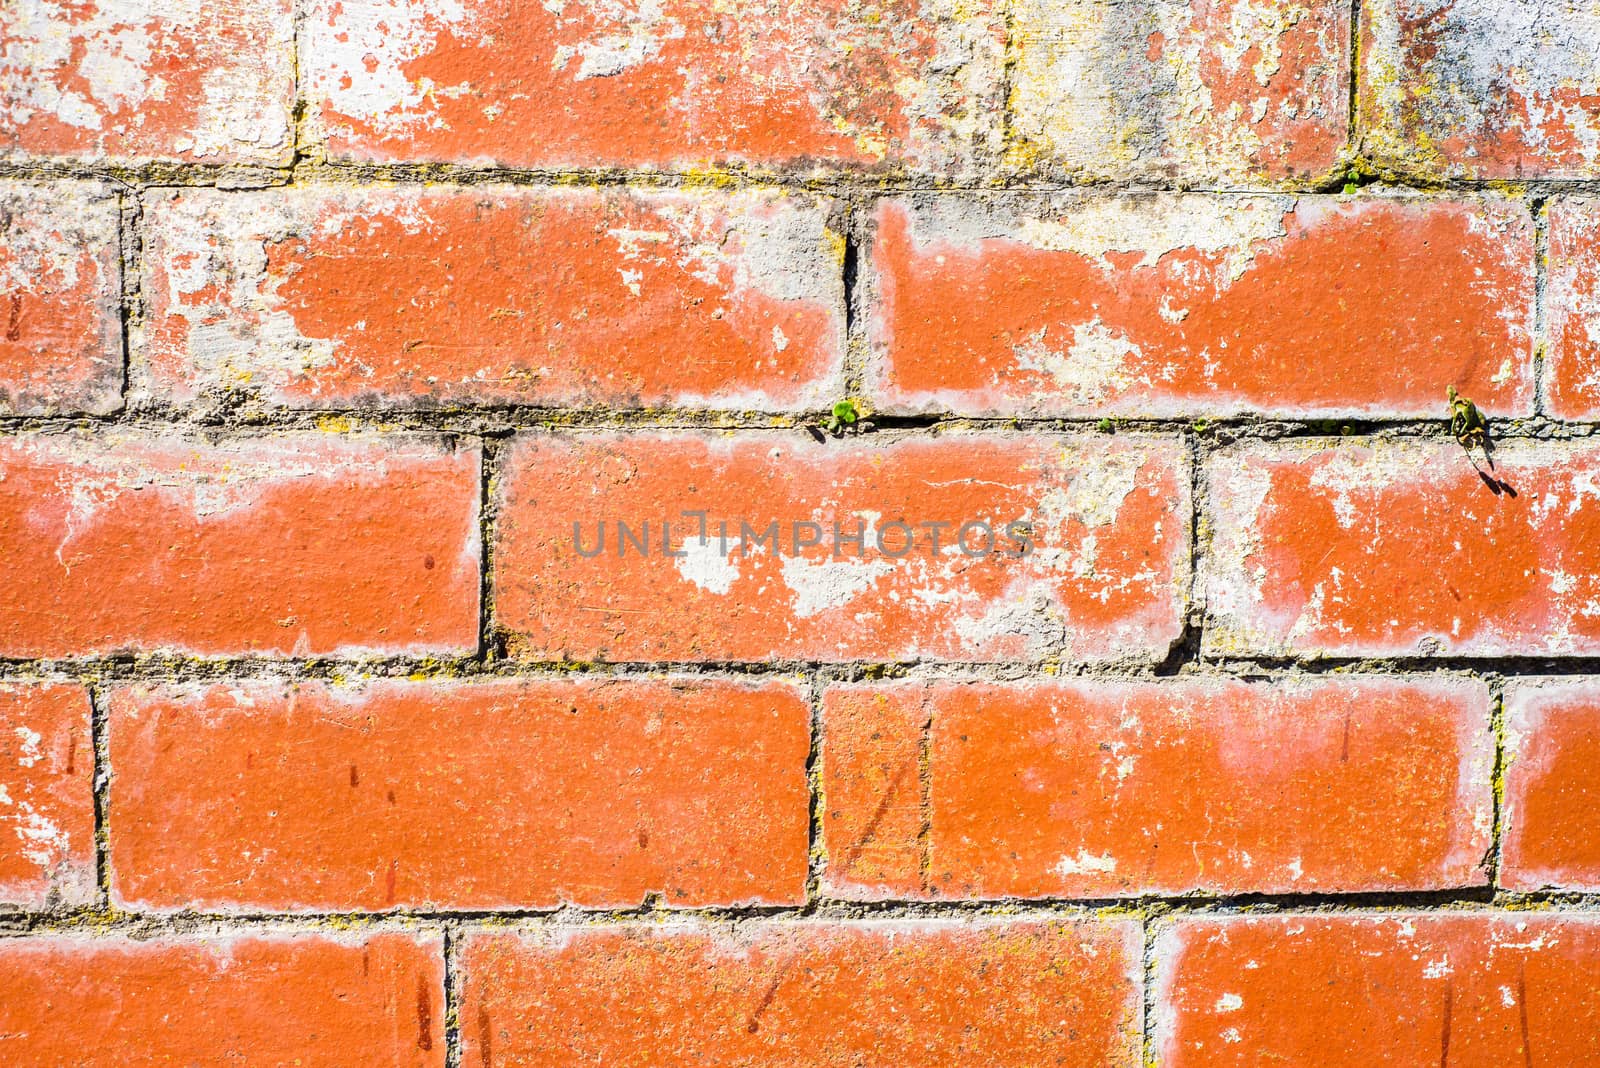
[821,398,860,436]
[1096,417,1114,433]
[1447,385,1488,451]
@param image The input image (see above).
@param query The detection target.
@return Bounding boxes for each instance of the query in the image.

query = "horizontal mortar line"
[9,158,1600,198]
[1,412,1596,440]
[0,653,1589,685]
[6,890,1600,937]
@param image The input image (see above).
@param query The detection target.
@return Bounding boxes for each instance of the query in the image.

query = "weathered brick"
[0,182,123,416]
[0,431,479,658]
[0,932,444,1065]
[1009,0,1349,184]
[0,683,94,907]
[139,186,845,412]
[823,677,1492,900]
[868,194,1534,418]
[0,0,294,165]
[461,919,1142,1067]
[1156,913,1600,1065]
[1361,0,1600,180]
[1547,197,1600,420]
[1205,439,1600,658]
[301,0,1004,176]
[110,676,810,912]
[1502,679,1600,892]
[493,431,1189,663]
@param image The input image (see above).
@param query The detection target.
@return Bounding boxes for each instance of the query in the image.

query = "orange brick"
[1010,0,1349,183]
[493,431,1189,663]
[0,431,479,658]
[139,186,845,412]
[0,0,294,164]
[1502,679,1600,892]
[1156,913,1600,1066]
[823,677,1492,900]
[1547,197,1600,419]
[109,677,810,911]
[0,683,94,907]
[819,684,928,899]
[867,195,1534,418]
[461,919,1142,1067]
[0,931,443,1066]
[1205,439,1600,658]
[0,182,123,415]
[1361,0,1600,180]
[302,0,1004,176]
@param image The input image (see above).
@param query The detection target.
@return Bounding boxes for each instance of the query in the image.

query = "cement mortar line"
[2,411,1598,439]
[5,891,1600,938]
[8,157,1600,199]
[0,654,1595,686]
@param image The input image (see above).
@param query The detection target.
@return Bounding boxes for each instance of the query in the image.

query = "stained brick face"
[3,0,1598,1058]
[139,185,846,412]
[867,194,1534,418]
[109,677,811,911]
[0,182,123,415]
[460,920,1143,1067]
[493,430,1190,663]
[823,677,1494,900]
[0,933,445,1066]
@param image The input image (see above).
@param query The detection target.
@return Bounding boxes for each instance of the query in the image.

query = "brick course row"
[6,430,1600,661]
[10,675,1600,910]
[7,0,1600,183]
[6,914,1600,1064]
[16,182,1600,419]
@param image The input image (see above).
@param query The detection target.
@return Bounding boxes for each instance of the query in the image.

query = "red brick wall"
[4,0,1600,1063]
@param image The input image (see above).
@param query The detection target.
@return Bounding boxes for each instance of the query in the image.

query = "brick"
[1547,197,1600,420]
[0,431,479,658]
[1009,0,1349,184]
[1204,439,1600,658]
[1155,913,1600,1066]
[0,182,123,416]
[1501,679,1600,892]
[461,919,1142,1067]
[867,194,1534,419]
[493,431,1189,663]
[109,676,809,911]
[139,185,845,413]
[1360,0,1600,180]
[0,931,444,1065]
[0,0,293,165]
[823,677,1492,900]
[302,0,1004,176]
[0,683,94,907]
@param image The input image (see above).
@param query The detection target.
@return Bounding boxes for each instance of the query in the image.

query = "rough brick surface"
[0,432,480,658]
[1156,914,1600,1065]
[461,919,1142,1067]
[1010,0,1349,184]
[0,182,123,416]
[867,194,1534,418]
[494,431,1189,663]
[1361,0,1600,180]
[1501,679,1600,892]
[302,0,1004,175]
[1205,439,1600,658]
[0,0,294,164]
[109,676,810,911]
[0,683,94,907]
[822,677,1492,900]
[0,932,444,1065]
[139,185,845,412]
[1547,197,1600,419]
